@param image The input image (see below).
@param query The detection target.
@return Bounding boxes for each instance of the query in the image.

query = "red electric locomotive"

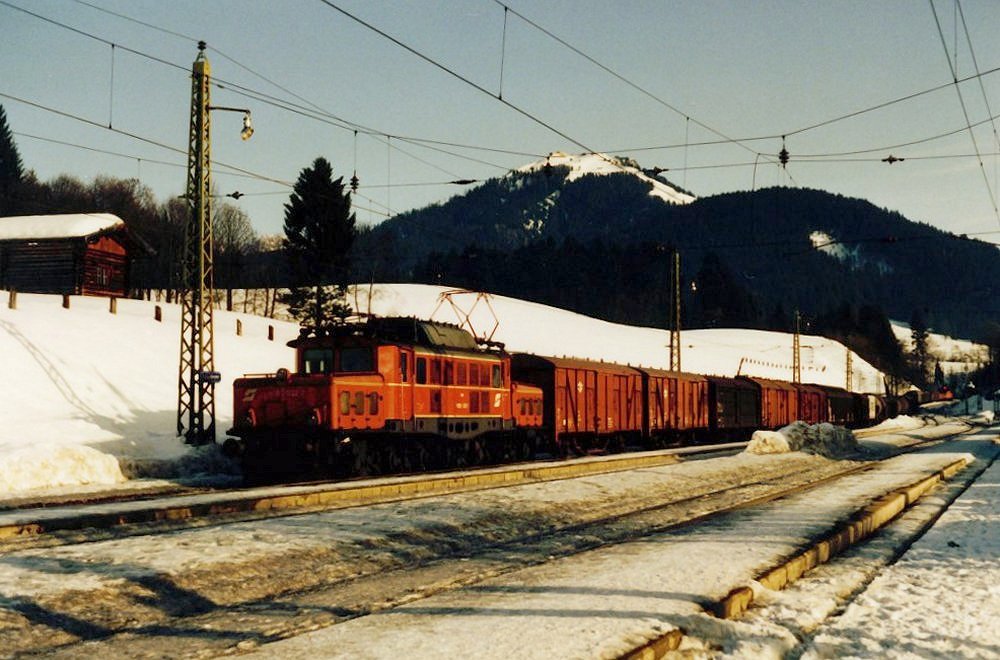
[227,317,543,481]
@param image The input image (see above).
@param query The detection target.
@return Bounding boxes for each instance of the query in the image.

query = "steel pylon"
[177,43,216,445]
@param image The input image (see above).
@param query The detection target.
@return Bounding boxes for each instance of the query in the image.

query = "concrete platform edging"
[619,456,970,659]
[713,456,969,619]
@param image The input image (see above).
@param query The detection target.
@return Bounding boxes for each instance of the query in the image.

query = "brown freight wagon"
[743,376,799,429]
[796,383,828,424]
[511,354,644,454]
[639,367,709,445]
[0,213,138,297]
[705,376,760,439]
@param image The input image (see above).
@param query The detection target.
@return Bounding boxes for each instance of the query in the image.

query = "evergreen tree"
[280,157,356,327]
[0,105,24,215]
[690,252,758,328]
[910,308,930,386]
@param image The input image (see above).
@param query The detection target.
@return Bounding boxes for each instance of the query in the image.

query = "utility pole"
[846,346,853,391]
[792,309,802,384]
[177,42,216,445]
[177,42,253,445]
[669,250,681,371]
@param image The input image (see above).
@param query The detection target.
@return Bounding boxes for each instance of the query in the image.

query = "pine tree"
[0,105,24,215]
[280,157,356,327]
[910,309,930,386]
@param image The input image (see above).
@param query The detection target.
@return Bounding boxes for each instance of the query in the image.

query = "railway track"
[0,420,965,551]
[0,419,976,658]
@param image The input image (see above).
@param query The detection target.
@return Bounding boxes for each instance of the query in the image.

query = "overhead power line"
[3,0,541,176]
[492,0,767,160]
[315,0,612,164]
[0,91,292,187]
[928,0,1000,227]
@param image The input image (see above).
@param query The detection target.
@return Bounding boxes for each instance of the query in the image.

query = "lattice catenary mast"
[669,250,681,372]
[177,42,216,445]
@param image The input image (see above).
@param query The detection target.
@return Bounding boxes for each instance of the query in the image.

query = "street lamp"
[177,41,254,446]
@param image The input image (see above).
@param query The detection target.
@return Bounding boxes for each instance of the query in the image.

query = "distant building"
[0,213,140,297]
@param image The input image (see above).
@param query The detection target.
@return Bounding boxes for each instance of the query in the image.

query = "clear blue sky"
[4,0,1000,240]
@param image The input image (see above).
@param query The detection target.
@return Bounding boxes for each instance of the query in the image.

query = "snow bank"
[865,414,924,434]
[746,422,858,458]
[0,293,298,498]
[0,444,126,492]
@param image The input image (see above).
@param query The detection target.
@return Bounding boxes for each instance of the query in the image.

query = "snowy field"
[1,284,886,497]
[0,292,299,494]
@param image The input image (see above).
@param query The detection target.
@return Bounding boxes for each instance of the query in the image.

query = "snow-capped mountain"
[517,151,695,205]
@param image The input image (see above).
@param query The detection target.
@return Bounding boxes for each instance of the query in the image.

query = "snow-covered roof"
[517,152,696,205]
[0,213,126,241]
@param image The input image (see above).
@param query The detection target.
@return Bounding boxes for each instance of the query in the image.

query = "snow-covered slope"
[517,151,695,205]
[891,320,987,377]
[0,284,883,497]
[0,293,299,494]
[350,284,882,390]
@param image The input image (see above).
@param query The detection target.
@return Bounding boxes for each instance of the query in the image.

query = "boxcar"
[796,384,828,424]
[638,368,709,445]
[819,385,856,426]
[705,376,760,439]
[742,377,799,429]
[511,354,644,453]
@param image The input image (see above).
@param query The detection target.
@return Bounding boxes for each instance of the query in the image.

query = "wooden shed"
[0,213,136,297]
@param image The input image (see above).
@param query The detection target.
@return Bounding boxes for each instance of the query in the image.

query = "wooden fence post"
[236,318,243,336]
[268,325,274,341]
[109,297,117,314]
[62,294,70,309]
[154,305,162,322]
[7,289,15,310]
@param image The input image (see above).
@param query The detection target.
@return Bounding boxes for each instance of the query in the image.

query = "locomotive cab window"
[303,348,333,374]
[338,347,374,373]
[416,357,427,384]
[491,364,502,388]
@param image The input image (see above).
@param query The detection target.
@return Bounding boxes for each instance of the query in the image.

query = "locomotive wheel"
[352,441,381,477]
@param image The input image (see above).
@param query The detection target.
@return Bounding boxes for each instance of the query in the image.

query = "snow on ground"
[891,320,987,375]
[517,151,696,205]
[241,436,981,659]
[801,446,1000,659]
[0,283,883,497]
[0,292,299,494]
[745,422,858,457]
